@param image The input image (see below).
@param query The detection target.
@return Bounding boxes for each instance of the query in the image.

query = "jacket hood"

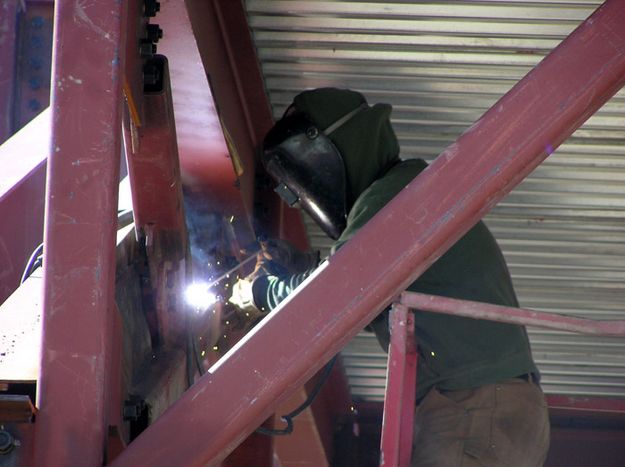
[292,88,400,205]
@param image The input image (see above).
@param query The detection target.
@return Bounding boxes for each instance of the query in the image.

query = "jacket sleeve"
[251,269,316,312]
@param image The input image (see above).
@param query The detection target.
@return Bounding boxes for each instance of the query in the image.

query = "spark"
[185,282,218,312]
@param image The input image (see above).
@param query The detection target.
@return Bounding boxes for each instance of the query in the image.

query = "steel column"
[34,0,125,465]
[400,292,625,336]
[380,304,417,467]
[111,2,625,465]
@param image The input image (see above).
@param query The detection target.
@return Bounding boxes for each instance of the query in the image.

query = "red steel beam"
[124,55,189,345]
[380,304,417,467]
[183,0,308,247]
[111,2,625,465]
[157,0,250,223]
[183,0,271,217]
[0,109,48,304]
[34,0,125,465]
[400,292,625,336]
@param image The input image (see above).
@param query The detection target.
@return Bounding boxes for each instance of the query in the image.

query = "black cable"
[21,243,44,284]
[256,355,338,436]
[192,333,205,377]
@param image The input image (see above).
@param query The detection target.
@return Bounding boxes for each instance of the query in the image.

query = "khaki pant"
[412,378,550,466]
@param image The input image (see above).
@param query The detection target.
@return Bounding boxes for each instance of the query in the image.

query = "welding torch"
[204,252,259,290]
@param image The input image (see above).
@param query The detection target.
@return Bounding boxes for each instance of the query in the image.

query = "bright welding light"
[185,282,217,312]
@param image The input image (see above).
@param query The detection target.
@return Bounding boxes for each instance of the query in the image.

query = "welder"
[230,88,550,466]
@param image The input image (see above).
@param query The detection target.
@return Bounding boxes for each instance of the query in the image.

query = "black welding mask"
[262,104,367,240]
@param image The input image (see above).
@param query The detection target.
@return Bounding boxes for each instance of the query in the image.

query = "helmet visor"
[262,115,347,240]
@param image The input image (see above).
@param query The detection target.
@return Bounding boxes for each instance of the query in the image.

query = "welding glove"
[228,278,261,316]
[258,238,320,275]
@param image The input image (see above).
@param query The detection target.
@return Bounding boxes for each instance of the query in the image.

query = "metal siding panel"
[245,0,625,401]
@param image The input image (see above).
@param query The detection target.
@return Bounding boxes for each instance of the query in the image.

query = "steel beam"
[34,0,125,465]
[182,0,307,244]
[380,304,417,467]
[123,54,190,345]
[0,109,48,304]
[400,292,625,336]
[111,2,625,465]
[183,0,271,218]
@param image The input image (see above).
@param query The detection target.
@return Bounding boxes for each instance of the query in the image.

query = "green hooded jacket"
[253,88,538,400]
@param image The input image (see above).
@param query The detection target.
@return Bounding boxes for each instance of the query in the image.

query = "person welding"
[229,88,550,466]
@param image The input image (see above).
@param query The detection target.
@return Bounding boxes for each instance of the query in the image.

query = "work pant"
[411,378,550,466]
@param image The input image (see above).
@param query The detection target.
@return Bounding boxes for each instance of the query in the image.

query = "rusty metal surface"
[34,0,126,464]
[110,2,625,466]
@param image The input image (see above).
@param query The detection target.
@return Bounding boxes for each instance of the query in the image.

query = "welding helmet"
[262,104,367,240]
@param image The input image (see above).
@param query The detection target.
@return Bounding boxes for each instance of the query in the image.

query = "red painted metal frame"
[183,0,271,217]
[157,0,246,218]
[182,0,307,246]
[34,0,126,465]
[0,1,54,144]
[111,2,625,465]
[380,304,417,467]
[0,109,48,305]
[124,54,189,345]
[0,0,19,143]
[12,2,54,133]
[400,292,625,336]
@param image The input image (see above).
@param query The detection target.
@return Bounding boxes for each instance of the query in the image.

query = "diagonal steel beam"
[112,2,625,465]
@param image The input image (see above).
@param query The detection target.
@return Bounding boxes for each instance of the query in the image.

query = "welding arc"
[206,252,259,289]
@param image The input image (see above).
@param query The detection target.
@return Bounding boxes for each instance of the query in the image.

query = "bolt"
[306,126,319,139]
[144,0,160,17]
[146,24,163,42]
[30,35,44,49]
[31,16,45,29]
[29,57,42,70]
[28,77,41,90]
[123,398,146,421]
[0,430,15,455]
[28,99,41,112]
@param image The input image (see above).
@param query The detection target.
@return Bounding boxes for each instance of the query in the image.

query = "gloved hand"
[228,278,261,316]
[257,238,320,275]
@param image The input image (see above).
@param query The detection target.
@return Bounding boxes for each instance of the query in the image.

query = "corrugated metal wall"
[245,0,625,400]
